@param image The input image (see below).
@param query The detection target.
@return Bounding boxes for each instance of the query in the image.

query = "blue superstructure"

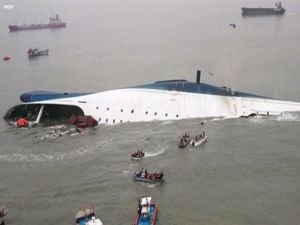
[132,80,269,99]
[20,91,92,103]
[137,204,156,225]
[20,79,269,104]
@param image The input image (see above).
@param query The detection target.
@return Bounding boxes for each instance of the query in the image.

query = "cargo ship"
[8,15,66,32]
[241,2,285,16]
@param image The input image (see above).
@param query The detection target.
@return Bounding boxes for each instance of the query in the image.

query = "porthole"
[131,109,134,113]
[176,114,179,118]
[96,107,99,110]
[145,111,148,115]
[154,112,157,116]
[105,118,108,122]
[107,107,109,111]
[113,119,115,123]
[121,109,123,112]
[99,118,101,122]
[165,113,168,117]
[120,120,123,123]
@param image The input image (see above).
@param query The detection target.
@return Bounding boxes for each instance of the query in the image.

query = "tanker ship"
[8,15,66,32]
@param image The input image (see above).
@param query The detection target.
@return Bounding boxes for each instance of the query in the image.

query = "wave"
[144,148,165,158]
[248,112,300,123]
[0,153,66,163]
[0,142,103,163]
[272,112,300,122]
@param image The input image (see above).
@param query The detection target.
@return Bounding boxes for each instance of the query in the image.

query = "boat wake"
[272,112,300,122]
[32,125,95,142]
[0,152,66,163]
[0,146,98,163]
[249,112,300,123]
[144,148,165,158]
[0,140,104,163]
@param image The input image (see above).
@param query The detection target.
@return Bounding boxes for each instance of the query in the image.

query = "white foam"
[144,148,165,158]
[273,113,300,122]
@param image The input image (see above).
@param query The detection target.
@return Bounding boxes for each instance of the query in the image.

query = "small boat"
[0,206,8,225]
[178,132,191,148]
[134,168,164,183]
[75,206,103,225]
[190,132,207,147]
[2,56,10,61]
[241,2,285,16]
[131,150,145,160]
[134,197,158,225]
[27,48,49,57]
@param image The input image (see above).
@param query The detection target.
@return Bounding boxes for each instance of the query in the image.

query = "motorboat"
[190,132,207,147]
[134,197,158,225]
[134,168,164,183]
[131,150,145,160]
[178,132,191,148]
[75,206,103,225]
[27,48,49,57]
[4,70,300,127]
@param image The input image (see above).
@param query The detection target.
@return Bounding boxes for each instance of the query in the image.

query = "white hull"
[5,77,300,126]
[34,88,300,125]
[191,135,208,147]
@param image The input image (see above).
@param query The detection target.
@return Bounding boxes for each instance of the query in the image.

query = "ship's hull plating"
[4,88,300,125]
[8,23,66,32]
[241,7,285,16]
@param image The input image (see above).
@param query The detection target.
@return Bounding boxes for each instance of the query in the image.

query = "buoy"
[16,118,29,127]
[3,56,11,61]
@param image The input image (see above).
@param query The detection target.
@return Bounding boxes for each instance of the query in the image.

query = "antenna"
[196,70,201,84]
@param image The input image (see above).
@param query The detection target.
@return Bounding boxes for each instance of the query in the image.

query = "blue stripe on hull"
[130,80,269,99]
[20,91,92,103]
[137,205,156,225]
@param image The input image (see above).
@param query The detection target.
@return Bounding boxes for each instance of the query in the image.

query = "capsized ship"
[4,71,300,126]
[241,2,285,16]
[8,15,66,32]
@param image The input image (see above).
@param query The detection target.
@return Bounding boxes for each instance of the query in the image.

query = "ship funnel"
[196,70,201,84]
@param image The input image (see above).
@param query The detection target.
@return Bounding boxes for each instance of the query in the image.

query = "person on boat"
[160,171,164,178]
[141,168,146,178]
[179,138,184,146]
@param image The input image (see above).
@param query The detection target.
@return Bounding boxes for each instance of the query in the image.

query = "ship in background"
[8,15,66,32]
[241,2,285,16]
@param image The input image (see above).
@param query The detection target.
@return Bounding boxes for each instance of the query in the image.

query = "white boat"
[190,134,207,147]
[75,207,103,225]
[4,71,300,126]
[131,150,145,160]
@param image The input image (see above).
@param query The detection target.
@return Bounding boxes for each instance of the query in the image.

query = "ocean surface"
[1,0,300,225]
